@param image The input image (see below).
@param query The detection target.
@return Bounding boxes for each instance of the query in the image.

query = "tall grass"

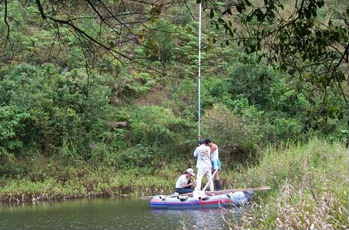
[0,162,185,203]
[225,139,348,229]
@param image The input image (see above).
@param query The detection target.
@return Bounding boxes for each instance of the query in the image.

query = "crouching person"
[175,168,196,194]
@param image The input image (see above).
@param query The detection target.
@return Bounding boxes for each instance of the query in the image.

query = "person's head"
[197,140,205,146]
[204,138,212,147]
[185,168,195,177]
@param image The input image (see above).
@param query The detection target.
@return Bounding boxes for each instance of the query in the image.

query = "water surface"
[0,198,244,230]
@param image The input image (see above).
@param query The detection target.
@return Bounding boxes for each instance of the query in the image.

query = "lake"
[0,198,246,230]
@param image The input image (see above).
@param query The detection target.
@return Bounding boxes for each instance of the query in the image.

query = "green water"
[0,198,243,230]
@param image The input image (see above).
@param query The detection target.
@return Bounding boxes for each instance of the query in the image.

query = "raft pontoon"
[150,191,253,209]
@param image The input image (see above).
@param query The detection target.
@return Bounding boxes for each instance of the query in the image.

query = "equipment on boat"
[150,191,253,209]
[192,169,218,199]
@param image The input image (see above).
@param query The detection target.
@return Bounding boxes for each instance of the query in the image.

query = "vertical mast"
[198,2,202,140]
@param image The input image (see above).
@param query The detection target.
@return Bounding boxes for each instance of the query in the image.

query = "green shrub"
[201,103,262,165]
[0,63,114,165]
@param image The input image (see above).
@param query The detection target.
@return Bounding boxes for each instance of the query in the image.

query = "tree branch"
[183,0,195,21]
[35,0,132,61]
[86,0,122,36]
[3,0,10,41]
[333,42,349,72]
[35,0,164,74]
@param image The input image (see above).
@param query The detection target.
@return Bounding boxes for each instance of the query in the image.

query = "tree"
[201,0,349,102]
[2,0,347,91]
[0,0,185,72]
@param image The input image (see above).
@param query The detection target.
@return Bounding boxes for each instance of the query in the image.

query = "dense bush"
[127,105,197,159]
[201,103,262,165]
[0,63,114,169]
[202,60,347,146]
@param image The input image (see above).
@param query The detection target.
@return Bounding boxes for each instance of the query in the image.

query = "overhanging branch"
[3,0,10,41]
[34,0,162,73]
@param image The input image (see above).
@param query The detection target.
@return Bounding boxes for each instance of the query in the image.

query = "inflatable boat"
[150,191,253,209]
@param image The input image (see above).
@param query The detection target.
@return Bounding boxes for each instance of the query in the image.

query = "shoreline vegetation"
[1,139,348,229]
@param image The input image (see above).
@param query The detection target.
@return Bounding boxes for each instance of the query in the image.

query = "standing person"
[175,168,196,194]
[194,140,214,192]
[205,138,222,191]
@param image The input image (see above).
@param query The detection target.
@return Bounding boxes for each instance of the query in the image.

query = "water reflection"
[0,198,247,230]
[151,207,246,230]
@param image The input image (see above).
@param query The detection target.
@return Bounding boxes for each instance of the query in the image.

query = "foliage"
[127,105,197,159]
[205,0,349,101]
[201,103,262,164]
[171,76,198,121]
[140,19,176,64]
[0,106,31,152]
[202,59,347,145]
[0,63,114,167]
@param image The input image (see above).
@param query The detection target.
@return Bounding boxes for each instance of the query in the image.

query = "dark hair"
[204,138,212,144]
[198,140,205,145]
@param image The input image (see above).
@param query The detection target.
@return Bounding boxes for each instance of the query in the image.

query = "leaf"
[316,0,325,8]
[139,34,144,42]
[222,8,232,16]
[236,2,246,13]
[254,8,265,22]
[109,41,115,47]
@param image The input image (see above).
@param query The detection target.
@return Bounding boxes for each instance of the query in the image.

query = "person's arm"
[194,148,198,157]
[210,144,217,153]
[181,181,194,188]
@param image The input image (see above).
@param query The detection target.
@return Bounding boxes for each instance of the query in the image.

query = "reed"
[224,139,348,229]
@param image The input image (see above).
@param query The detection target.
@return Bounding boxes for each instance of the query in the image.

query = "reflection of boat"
[150,191,253,209]
[150,207,245,230]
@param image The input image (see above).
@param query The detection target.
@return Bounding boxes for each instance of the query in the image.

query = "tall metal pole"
[344,47,349,203]
[198,3,202,140]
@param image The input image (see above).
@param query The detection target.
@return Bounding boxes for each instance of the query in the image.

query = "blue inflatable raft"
[150,191,253,209]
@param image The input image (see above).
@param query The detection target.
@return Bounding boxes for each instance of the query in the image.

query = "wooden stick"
[201,169,218,191]
[139,195,156,200]
[184,186,271,196]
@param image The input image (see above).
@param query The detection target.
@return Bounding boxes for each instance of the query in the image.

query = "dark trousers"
[175,188,193,194]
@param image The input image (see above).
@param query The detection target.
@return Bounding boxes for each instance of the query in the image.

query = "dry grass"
[223,139,348,229]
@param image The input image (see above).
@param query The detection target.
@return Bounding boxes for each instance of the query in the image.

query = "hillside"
[0,0,347,174]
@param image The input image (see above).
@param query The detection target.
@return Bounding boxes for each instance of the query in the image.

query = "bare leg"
[214,171,220,180]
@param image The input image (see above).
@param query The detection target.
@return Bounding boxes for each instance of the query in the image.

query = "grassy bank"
[0,165,182,203]
[226,139,348,229]
[1,139,348,228]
